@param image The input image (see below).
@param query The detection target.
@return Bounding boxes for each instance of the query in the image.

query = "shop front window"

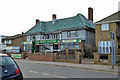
[39,43,53,52]
[24,44,32,52]
[60,42,79,53]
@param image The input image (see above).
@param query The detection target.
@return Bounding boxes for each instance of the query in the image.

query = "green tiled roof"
[26,13,95,34]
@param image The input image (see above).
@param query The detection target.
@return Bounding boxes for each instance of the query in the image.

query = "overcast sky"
[0,0,119,36]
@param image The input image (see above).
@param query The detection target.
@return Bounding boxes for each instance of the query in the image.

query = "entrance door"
[53,44,58,52]
[35,45,39,52]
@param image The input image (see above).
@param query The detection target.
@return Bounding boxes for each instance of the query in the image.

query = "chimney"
[36,19,39,24]
[52,14,56,24]
[88,7,93,21]
[22,32,24,34]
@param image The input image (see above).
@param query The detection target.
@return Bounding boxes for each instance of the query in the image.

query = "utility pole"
[113,34,116,65]
[111,32,114,69]
[111,32,116,69]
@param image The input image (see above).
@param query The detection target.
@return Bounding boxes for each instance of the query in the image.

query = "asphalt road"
[15,59,118,78]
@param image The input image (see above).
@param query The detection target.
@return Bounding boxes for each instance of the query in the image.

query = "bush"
[84,45,97,58]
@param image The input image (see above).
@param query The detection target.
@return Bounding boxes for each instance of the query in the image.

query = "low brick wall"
[28,53,53,61]
[21,52,28,59]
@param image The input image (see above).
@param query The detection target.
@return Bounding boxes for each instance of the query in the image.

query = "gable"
[96,11,120,23]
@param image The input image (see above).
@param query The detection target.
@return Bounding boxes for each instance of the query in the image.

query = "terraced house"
[95,11,120,55]
[23,8,95,54]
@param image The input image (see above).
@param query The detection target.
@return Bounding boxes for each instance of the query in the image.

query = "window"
[67,31,78,37]
[52,34,57,39]
[67,32,70,37]
[24,44,32,52]
[71,31,75,37]
[9,40,11,44]
[4,41,6,44]
[75,31,79,37]
[36,35,40,40]
[30,36,33,40]
[0,56,16,66]
[98,41,111,54]
[101,23,109,31]
[60,42,79,52]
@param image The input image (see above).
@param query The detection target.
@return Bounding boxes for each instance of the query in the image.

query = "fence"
[56,54,75,60]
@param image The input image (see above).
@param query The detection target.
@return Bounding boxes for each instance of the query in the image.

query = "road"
[15,59,118,78]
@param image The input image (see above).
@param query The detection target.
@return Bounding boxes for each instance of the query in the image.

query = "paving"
[15,59,118,74]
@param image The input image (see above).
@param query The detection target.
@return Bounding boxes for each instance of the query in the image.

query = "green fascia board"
[35,39,58,44]
[25,13,95,34]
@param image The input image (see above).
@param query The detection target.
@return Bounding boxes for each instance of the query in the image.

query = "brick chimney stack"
[52,14,56,24]
[88,7,93,21]
[36,19,39,25]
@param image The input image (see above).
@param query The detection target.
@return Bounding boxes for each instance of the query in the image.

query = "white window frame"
[101,23,109,31]
[98,41,111,54]
[9,40,11,44]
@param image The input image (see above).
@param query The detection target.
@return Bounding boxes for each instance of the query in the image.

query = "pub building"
[22,8,95,53]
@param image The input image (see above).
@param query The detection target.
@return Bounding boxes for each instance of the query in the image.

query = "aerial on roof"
[95,11,120,23]
[25,13,95,34]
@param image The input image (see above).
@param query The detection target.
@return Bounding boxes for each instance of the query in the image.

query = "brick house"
[2,34,26,52]
[0,35,8,51]
[95,11,120,55]
[23,8,95,54]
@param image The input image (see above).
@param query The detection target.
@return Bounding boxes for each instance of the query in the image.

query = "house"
[95,11,120,55]
[23,7,95,54]
[0,35,8,52]
[2,33,26,52]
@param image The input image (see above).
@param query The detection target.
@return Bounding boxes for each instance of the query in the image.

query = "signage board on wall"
[62,39,81,43]
[35,39,58,44]
[11,54,21,58]
[22,41,32,44]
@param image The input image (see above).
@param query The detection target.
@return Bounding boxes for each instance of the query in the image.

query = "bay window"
[67,31,78,37]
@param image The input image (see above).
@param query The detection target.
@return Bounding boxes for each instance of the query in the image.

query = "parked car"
[0,53,23,80]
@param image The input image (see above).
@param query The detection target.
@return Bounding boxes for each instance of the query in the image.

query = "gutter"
[95,20,120,24]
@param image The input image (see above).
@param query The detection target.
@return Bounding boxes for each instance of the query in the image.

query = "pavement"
[15,59,118,74]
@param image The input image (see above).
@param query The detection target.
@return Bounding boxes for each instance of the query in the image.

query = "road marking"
[29,70,39,73]
[29,70,67,78]
[42,73,50,76]
[51,75,67,78]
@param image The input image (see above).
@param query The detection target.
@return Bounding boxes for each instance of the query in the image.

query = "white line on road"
[29,70,39,73]
[29,70,67,78]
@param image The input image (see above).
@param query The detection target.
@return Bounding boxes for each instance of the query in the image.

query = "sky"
[0,0,119,36]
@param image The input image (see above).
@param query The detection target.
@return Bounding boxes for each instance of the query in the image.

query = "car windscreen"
[0,56,16,66]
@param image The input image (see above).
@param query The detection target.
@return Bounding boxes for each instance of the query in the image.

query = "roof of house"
[3,34,25,40]
[25,13,95,35]
[0,35,9,39]
[95,11,120,23]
